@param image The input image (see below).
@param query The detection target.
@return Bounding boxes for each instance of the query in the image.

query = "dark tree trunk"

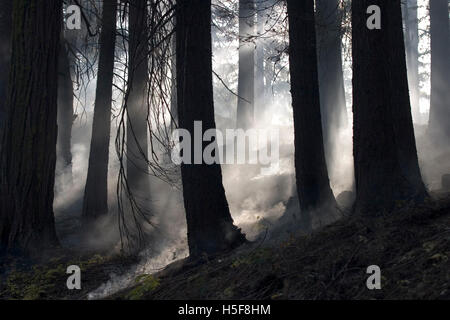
[176,0,246,257]
[126,0,151,210]
[56,37,74,185]
[428,0,450,143]
[0,0,62,253]
[170,31,177,131]
[82,0,117,222]
[352,0,427,215]
[0,1,12,151]
[236,0,255,129]
[286,0,336,230]
[315,0,348,156]
[402,0,421,122]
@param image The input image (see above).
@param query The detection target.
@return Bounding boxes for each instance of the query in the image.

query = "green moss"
[44,264,65,280]
[23,284,47,300]
[3,264,64,299]
[126,275,160,300]
[223,286,234,299]
[5,271,26,298]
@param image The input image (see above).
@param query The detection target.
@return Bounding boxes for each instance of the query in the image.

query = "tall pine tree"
[176,0,246,257]
[126,0,151,212]
[352,0,427,214]
[286,0,337,230]
[0,0,62,253]
[82,0,117,222]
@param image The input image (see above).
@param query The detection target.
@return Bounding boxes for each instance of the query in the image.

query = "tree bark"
[176,0,246,257]
[170,31,177,131]
[286,0,336,230]
[56,36,74,185]
[236,0,255,129]
[428,0,450,143]
[352,0,427,215]
[82,0,117,222]
[0,1,12,152]
[126,0,151,210]
[0,0,62,253]
[315,0,348,156]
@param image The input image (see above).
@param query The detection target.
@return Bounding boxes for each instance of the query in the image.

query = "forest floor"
[1,192,449,300]
[0,249,138,299]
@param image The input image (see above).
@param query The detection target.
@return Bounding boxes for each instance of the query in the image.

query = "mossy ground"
[0,251,137,299]
[1,195,449,300]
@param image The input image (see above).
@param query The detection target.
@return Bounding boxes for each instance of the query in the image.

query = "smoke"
[87,236,188,299]
[54,107,122,249]
[409,1,450,192]
[71,0,447,299]
[84,1,350,297]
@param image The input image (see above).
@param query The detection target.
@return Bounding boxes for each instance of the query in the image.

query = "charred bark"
[170,31,177,131]
[0,1,12,151]
[176,0,246,257]
[286,0,336,230]
[126,0,151,211]
[82,0,117,222]
[56,37,74,185]
[0,0,62,253]
[352,0,427,215]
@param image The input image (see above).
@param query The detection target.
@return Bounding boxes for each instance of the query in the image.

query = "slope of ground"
[112,194,450,300]
[0,251,137,299]
[0,194,449,300]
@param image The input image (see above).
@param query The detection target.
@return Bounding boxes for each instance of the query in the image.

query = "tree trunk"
[176,0,246,257]
[56,37,74,186]
[0,1,12,151]
[254,0,265,121]
[315,0,348,156]
[82,0,117,222]
[402,0,421,122]
[286,0,336,230]
[170,30,177,131]
[352,0,427,215]
[0,0,62,253]
[428,0,450,143]
[126,0,151,211]
[236,0,255,129]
